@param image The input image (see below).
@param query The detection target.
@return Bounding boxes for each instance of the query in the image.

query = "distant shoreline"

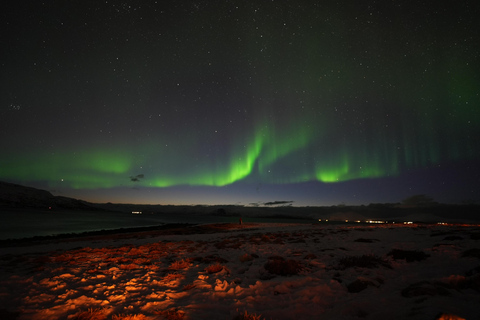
[0,223,192,248]
[3,218,480,250]
[0,222,281,248]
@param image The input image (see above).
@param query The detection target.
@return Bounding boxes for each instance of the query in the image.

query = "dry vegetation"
[234,310,265,320]
[112,314,149,320]
[169,258,191,270]
[205,263,227,274]
[155,308,186,320]
[71,308,107,320]
[0,223,478,319]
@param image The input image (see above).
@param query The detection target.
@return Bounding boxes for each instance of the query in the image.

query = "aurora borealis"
[1,1,479,206]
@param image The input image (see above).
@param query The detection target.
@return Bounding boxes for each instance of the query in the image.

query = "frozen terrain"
[0,222,479,319]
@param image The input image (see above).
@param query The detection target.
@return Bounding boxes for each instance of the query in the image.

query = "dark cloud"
[264,201,294,206]
[130,174,144,182]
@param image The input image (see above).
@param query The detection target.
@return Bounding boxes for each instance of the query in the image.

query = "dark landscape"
[1,182,480,319]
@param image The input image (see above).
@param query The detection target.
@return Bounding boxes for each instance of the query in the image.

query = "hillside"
[0,181,99,210]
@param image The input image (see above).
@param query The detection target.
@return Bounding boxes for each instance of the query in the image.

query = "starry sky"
[1,1,479,206]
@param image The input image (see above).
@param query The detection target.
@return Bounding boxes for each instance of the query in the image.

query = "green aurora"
[1,1,479,205]
[1,99,477,190]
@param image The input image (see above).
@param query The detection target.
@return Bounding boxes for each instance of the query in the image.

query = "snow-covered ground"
[0,222,479,320]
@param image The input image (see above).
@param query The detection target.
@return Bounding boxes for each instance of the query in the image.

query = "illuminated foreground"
[0,223,478,319]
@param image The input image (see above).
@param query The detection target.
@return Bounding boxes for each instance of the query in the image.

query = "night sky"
[1,1,479,206]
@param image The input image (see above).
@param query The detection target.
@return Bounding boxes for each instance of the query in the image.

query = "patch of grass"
[155,308,185,320]
[112,314,148,320]
[53,253,75,263]
[133,258,151,265]
[264,257,302,276]
[117,257,133,264]
[119,263,140,270]
[387,249,430,262]
[162,273,184,283]
[71,308,107,320]
[128,248,145,256]
[233,310,264,320]
[337,254,390,270]
[169,259,191,270]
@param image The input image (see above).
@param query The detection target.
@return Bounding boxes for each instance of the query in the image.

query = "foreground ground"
[0,222,479,320]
